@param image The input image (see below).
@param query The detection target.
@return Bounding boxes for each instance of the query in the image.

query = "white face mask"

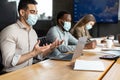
[85,23,92,30]
[63,21,71,31]
[26,14,38,26]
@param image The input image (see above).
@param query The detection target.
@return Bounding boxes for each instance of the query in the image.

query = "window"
[36,0,53,20]
[8,0,53,20]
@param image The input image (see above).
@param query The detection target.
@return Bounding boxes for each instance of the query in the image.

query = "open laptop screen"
[72,37,87,60]
[49,37,87,61]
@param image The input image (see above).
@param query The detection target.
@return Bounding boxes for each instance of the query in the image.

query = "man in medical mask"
[0,0,63,73]
[46,11,78,53]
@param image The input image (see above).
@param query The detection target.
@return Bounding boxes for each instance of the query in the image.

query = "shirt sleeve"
[37,54,44,61]
[0,30,16,67]
[68,32,78,45]
[57,33,78,53]
[46,27,58,43]
[58,45,76,53]
[12,54,21,66]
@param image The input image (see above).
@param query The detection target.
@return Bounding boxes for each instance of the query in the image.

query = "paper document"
[83,47,101,52]
[74,60,105,71]
[102,47,120,51]
[103,51,120,56]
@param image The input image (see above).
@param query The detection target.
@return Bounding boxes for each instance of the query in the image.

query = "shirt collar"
[16,19,28,30]
[57,25,66,33]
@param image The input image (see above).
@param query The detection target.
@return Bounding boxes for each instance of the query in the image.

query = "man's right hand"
[31,39,64,57]
[31,40,50,56]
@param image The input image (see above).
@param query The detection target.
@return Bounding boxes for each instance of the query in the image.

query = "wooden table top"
[0,52,115,80]
[102,58,120,80]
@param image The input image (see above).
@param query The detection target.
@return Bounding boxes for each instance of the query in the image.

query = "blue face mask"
[85,23,92,30]
[26,14,38,26]
[63,21,71,31]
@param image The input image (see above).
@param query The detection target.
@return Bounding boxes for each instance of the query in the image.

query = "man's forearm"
[16,51,36,65]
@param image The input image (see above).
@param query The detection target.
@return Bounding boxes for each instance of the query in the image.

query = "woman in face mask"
[70,14,96,39]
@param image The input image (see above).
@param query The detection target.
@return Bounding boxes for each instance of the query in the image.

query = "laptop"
[49,37,87,61]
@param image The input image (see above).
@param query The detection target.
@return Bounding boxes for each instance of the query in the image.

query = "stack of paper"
[74,60,105,71]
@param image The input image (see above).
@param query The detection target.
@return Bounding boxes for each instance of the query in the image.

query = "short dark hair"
[18,0,37,14]
[57,11,70,24]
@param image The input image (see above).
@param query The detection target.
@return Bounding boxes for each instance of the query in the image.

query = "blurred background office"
[0,0,120,39]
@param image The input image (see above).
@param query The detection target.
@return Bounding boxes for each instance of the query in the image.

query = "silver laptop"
[49,37,87,61]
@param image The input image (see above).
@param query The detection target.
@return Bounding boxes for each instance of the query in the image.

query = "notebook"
[49,37,87,61]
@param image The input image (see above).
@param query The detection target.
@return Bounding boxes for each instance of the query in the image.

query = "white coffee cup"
[108,35,114,40]
[106,39,113,48]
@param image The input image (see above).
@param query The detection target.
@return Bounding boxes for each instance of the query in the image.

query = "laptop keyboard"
[61,54,73,60]
[57,53,68,58]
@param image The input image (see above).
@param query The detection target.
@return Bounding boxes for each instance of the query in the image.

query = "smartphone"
[99,54,119,60]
